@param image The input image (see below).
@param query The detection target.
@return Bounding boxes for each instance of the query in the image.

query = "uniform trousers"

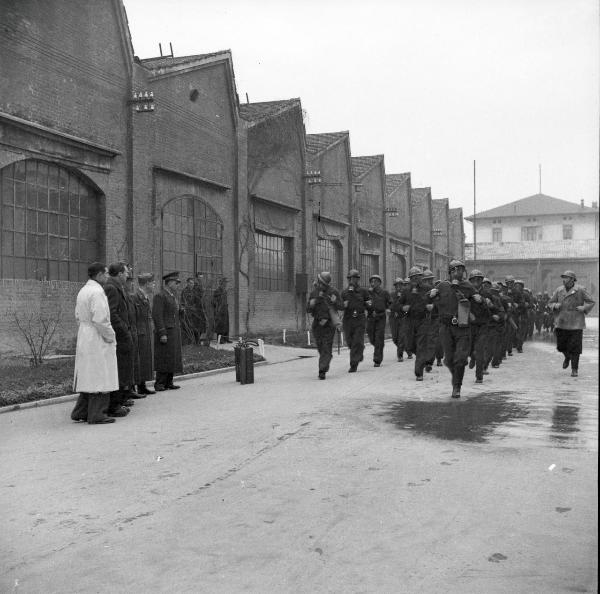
[71,392,110,424]
[390,314,409,359]
[440,323,471,388]
[366,313,387,364]
[485,324,504,367]
[555,329,583,371]
[343,316,366,367]
[412,317,437,377]
[312,322,336,374]
[470,324,488,380]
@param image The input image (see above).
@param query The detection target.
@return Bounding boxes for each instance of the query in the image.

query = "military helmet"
[317,271,332,285]
[422,269,435,280]
[561,270,577,280]
[408,266,423,277]
[448,259,465,270]
[347,269,360,279]
[505,274,515,282]
[468,269,484,279]
[482,277,492,284]
[514,279,525,287]
[393,277,405,286]
[369,274,382,283]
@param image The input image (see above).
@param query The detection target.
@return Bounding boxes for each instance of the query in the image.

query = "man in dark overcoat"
[212,277,230,343]
[366,274,391,367]
[341,269,372,373]
[125,273,142,399]
[133,272,155,395]
[104,262,133,416]
[153,271,183,391]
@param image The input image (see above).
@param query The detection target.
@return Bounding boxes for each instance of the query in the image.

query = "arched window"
[161,196,223,282]
[0,159,100,280]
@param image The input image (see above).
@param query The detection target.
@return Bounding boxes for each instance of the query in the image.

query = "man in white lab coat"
[71,262,120,424]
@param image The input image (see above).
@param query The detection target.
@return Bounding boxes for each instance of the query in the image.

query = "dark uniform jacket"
[104,276,133,386]
[398,284,431,320]
[367,287,391,318]
[133,288,154,381]
[341,285,371,320]
[432,280,477,323]
[152,288,183,374]
[307,285,342,327]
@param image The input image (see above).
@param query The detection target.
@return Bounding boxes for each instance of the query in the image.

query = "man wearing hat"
[366,274,391,367]
[389,277,410,362]
[341,269,372,372]
[307,271,342,380]
[548,270,595,377]
[485,281,506,369]
[467,270,492,383]
[429,260,479,398]
[133,272,156,395]
[511,280,530,353]
[153,271,184,391]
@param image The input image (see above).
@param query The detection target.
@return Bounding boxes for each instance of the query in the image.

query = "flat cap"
[162,271,181,283]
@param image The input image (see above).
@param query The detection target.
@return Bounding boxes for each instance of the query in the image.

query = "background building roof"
[141,51,230,70]
[351,155,384,180]
[239,99,301,124]
[305,132,348,156]
[385,173,411,198]
[466,193,598,221]
[465,239,599,260]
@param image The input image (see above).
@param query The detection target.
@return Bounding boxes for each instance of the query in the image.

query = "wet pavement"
[0,322,597,593]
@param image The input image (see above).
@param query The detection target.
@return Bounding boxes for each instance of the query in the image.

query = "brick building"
[0,0,468,355]
[449,207,465,262]
[465,194,599,303]
[351,155,387,282]
[411,187,433,270]
[432,198,450,279]
[305,131,353,289]
[385,173,412,283]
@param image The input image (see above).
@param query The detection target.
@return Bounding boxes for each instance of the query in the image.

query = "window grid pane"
[0,159,99,281]
[316,239,341,288]
[255,231,290,291]
[360,253,379,282]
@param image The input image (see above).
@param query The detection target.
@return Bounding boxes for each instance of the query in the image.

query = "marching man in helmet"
[366,274,392,367]
[307,271,343,380]
[389,277,410,362]
[429,259,480,398]
[341,269,372,373]
[548,270,595,377]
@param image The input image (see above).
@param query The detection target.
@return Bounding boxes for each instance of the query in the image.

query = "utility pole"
[539,163,542,194]
[473,160,477,263]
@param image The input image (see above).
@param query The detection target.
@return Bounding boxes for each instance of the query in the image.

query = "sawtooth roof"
[465,194,598,221]
[305,132,348,156]
[351,155,384,180]
[239,99,301,124]
[385,173,410,198]
[141,51,230,70]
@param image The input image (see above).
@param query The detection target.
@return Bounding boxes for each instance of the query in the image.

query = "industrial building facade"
[0,0,465,354]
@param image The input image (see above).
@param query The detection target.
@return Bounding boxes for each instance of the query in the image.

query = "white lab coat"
[73,280,119,393]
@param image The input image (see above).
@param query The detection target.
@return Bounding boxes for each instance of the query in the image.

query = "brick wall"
[0,279,80,356]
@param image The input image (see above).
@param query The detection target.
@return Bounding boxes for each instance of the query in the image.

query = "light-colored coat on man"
[73,279,119,392]
[549,284,595,330]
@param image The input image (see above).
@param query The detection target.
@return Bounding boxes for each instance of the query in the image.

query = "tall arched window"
[0,159,100,281]
[161,196,223,281]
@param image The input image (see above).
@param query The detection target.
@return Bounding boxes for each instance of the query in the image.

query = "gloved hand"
[160,335,168,344]
[426,303,434,312]
[472,294,482,303]
[402,305,410,313]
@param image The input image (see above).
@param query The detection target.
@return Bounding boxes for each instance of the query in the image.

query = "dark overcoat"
[104,276,134,386]
[133,288,154,382]
[152,288,183,374]
[212,287,229,336]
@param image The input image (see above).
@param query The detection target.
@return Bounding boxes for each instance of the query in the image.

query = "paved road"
[1,328,597,593]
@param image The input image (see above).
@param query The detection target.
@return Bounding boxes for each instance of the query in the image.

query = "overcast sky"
[123,0,599,240]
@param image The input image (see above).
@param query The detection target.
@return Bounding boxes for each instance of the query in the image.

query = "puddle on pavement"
[382,392,529,443]
[381,390,597,450]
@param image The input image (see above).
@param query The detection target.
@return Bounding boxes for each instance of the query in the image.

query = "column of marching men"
[71,262,184,425]
[307,262,595,398]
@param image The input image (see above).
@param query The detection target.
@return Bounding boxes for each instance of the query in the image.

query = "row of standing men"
[307,261,595,398]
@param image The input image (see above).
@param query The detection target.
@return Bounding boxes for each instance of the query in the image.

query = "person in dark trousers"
[511,280,529,353]
[341,269,372,373]
[104,262,133,417]
[389,277,409,362]
[549,270,595,377]
[307,271,342,380]
[71,262,118,424]
[483,280,506,370]
[366,274,391,366]
[181,277,205,344]
[133,272,155,395]
[125,272,144,399]
[212,277,231,343]
[420,269,440,374]
[429,260,479,399]
[466,269,491,383]
[153,271,184,391]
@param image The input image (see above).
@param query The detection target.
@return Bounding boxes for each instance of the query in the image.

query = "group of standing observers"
[71,262,186,425]
[307,261,595,399]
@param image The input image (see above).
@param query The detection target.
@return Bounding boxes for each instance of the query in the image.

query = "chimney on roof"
[580,199,584,208]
